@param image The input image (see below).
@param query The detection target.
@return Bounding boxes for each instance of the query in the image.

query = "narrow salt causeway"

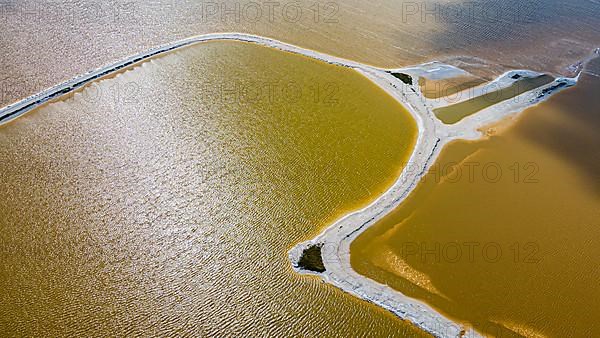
[0,33,582,338]
[288,54,581,337]
[349,54,600,337]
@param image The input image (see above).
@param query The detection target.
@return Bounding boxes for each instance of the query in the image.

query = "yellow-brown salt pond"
[0,40,423,336]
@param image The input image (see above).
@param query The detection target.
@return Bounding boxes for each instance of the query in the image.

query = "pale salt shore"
[0,32,580,338]
[399,61,471,80]
[289,66,577,337]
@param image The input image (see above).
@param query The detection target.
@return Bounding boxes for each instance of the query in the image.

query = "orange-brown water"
[352,59,600,337]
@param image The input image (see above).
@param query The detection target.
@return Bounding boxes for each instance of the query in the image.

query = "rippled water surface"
[2,1,600,336]
[0,40,423,336]
[2,0,600,107]
[351,59,600,337]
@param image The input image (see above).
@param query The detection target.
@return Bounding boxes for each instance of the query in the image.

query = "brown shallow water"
[2,0,600,107]
[433,74,554,124]
[352,59,600,337]
[0,40,424,336]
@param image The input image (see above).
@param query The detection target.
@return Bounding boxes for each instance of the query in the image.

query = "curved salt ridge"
[0,32,579,337]
[287,63,579,335]
[0,32,372,125]
[289,68,576,337]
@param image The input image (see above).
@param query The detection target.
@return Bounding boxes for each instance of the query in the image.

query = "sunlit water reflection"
[0,40,422,336]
